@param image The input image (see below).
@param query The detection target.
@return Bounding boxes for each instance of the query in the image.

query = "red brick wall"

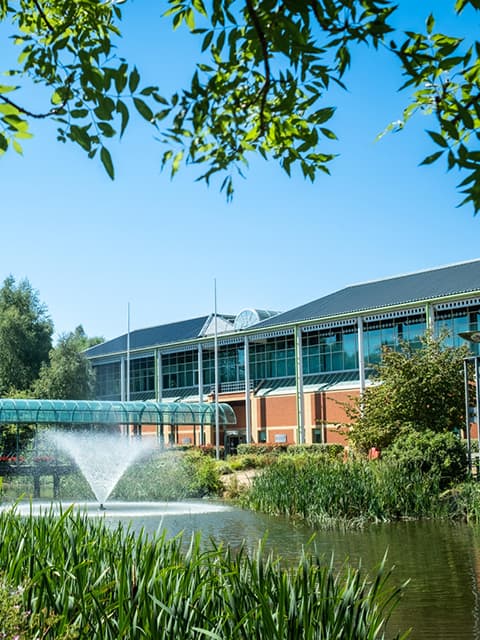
[260,395,297,427]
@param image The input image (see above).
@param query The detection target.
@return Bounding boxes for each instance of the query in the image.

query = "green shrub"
[287,443,344,458]
[228,453,275,470]
[111,449,223,500]
[237,443,288,456]
[383,430,468,489]
[0,575,29,639]
[237,443,345,458]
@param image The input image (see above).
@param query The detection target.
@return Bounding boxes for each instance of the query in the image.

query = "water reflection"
[120,505,480,640]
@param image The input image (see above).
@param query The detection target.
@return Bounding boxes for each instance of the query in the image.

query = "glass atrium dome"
[233,309,279,330]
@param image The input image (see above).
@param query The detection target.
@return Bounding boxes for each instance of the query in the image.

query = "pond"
[7,499,480,639]
[113,501,480,640]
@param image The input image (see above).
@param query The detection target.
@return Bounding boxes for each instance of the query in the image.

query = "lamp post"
[458,331,480,474]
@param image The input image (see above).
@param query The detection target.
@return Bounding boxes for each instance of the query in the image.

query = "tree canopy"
[0,277,101,399]
[347,333,468,452]
[1,0,480,209]
[33,325,102,400]
[0,276,53,395]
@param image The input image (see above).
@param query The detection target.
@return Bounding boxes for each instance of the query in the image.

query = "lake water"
[7,500,480,639]
[113,502,480,640]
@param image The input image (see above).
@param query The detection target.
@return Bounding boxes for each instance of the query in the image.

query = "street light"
[458,331,480,474]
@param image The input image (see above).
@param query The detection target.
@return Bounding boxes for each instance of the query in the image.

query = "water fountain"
[50,431,153,508]
[1,430,231,521]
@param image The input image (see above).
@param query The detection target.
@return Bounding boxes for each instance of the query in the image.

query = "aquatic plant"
[243,455,446,527]
[0,508,407,639]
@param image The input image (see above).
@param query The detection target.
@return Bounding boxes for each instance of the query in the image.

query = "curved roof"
[0,399,236,426]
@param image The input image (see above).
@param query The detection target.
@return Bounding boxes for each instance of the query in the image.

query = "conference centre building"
[85,260,480,451]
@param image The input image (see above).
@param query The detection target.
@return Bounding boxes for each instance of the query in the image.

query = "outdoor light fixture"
[459,331,480,475]
[459,331,480,343]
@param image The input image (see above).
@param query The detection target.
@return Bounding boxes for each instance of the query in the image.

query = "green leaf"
[100,146,115,179]
[12,139,23,155]
[427,130,448,148]
[0,133,8,152]
[133,98,154,122]
[129,67,140,93]
[116,100,129,137]
[426,13,435,34]
[420,150,444,165]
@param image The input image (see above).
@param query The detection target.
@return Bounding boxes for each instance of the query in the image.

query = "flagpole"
[214,279,220,460]
[126,302,131,403]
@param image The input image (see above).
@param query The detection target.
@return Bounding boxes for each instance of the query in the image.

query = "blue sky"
[1,1,479,341]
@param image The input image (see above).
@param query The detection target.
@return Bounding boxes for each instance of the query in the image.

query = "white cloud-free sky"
[2,0,479,341]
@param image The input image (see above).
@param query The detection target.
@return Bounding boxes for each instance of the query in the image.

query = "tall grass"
[0,507,407,639]
[242,455,446,527]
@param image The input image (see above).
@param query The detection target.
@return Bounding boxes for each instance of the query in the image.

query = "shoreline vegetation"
[0,438,477,639]
[0,507,409,640]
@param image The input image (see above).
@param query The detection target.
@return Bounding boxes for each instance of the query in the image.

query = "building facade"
[85,260,480,448]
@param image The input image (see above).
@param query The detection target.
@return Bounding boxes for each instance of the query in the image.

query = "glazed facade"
[86,262,480,447]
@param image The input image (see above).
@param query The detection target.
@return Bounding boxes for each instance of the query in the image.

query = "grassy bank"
[0,508,407,639]
[240,453,478,527]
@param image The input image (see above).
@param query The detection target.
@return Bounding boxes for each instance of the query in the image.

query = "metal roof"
[85,316,211,358]
[0,399,237,426]
[256,260,480,328]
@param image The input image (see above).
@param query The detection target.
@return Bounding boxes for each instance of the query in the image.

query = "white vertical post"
[156,350,163,402]
[126,302,131,403]
[295,326,305,444]
[120,356,126,401]
[198,344,204,445]
[244,336,251,443]
[464,358,472,472]
[214,280,220,459]
[357,316,366,395]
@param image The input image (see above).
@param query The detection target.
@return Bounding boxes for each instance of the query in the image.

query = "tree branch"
[244,0,271,134]
[32,0,55,33]
[0,93,65,119]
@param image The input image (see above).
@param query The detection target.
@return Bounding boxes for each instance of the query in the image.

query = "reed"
[242,455,446,527]
[0,507,407,639]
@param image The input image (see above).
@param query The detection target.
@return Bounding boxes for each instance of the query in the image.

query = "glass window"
[162,351,198,389]
[94,362,121,400]
[436,305,480,352]
[303,326,358,374]
[250,335,295,380]
[130,356,155,399]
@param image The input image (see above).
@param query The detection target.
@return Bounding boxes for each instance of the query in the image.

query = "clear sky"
[2,1,479,341]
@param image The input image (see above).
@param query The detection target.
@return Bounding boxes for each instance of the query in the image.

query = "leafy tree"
[33,325,102,399]
[347,333,468,452]
[0,276,53,395]
[1,1,480,209]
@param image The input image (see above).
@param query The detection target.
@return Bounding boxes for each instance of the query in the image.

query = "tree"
[33,325,103,399]
[0,276,53,395]
[1,1,479,209]
[347,333,468,452]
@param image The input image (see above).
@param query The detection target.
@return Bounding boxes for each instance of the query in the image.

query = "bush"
[114,449,223,500]
[237,443,288,456]
[383,430,468,489]
[287,443,344,459]
[0,576,29,639]
[236,443,344,459]
[228,454,276,470]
